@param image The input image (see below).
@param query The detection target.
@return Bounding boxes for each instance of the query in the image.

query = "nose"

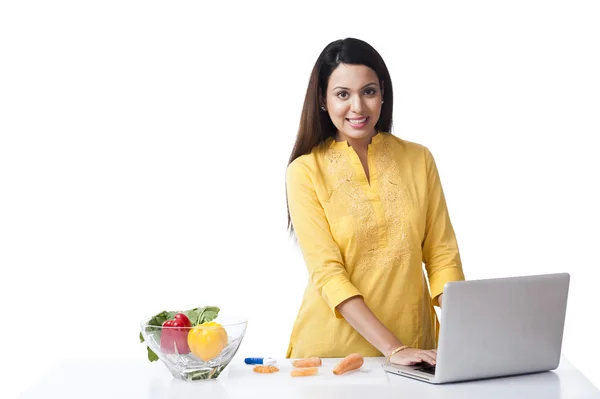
[350,95,364,114]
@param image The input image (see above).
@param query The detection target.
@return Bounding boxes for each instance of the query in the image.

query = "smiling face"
[323,63,383,144]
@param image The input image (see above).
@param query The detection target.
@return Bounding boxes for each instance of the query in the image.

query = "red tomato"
[174,313,192,327]
[161,318,190,354]
[171,319,185,328]
[163,320,174,327]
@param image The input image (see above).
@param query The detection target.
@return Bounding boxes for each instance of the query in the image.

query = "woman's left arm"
[422,147,465,307]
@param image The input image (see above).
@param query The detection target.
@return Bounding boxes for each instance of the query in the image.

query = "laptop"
[382,273,570,384]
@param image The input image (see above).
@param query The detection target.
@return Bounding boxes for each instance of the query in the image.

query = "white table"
[19,356,600,398]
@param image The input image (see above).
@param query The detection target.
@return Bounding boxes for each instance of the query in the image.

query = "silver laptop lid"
[435,273,570,383]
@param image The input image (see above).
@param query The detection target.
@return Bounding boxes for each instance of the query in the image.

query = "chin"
[340,127,377,140]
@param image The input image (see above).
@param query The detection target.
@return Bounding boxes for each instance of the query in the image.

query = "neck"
[335,130,377,153]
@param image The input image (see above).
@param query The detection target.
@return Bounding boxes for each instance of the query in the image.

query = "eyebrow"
[332,82,379,91]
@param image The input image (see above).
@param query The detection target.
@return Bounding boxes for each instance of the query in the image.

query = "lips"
[346,116,369,128]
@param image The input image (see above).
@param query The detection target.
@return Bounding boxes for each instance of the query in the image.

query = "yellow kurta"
[285,132,465,358]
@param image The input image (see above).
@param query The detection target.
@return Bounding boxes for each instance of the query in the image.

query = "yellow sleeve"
[421,147,465,306]
[286,160,362,318]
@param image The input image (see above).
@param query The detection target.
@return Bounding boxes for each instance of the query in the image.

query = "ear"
[319,90,326,108]
[380,80,385,97]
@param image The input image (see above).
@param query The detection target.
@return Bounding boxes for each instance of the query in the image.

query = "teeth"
[348,118,367,124]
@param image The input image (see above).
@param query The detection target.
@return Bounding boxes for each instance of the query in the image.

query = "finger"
[394,356,420,366]
[425,350,438,361]
[418,351,436,364]
[408,357,425,365]
[417,353,436,365]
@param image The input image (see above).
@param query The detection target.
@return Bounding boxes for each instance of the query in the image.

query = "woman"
[285,38,465,366]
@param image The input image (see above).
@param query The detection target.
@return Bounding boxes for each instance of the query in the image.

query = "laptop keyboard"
[415,365,436,375]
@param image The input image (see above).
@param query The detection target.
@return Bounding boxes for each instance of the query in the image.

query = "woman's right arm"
[336,296,437,365]
[335,296,402,357]
[286,160,362,317]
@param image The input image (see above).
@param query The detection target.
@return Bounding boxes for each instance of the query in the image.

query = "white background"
[1,1,599,397]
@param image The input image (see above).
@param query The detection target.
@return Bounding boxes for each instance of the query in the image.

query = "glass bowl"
[140,316,247,381]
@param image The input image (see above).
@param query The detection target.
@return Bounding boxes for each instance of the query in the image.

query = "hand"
[438,293,444,308]
[390,347,437,366]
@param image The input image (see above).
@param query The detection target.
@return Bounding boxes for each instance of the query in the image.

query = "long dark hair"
[287,38,394,233]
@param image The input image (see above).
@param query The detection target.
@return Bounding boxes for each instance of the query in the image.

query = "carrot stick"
[291,367,319,377]
[333,353,364,375]
[253,365,279,373]
[292,357,322,368]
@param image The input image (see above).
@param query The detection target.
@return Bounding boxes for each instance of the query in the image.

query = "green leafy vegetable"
[140,306,220,362]
[147,346,159,362]
[147,311,172,327]
[186,306,220,326]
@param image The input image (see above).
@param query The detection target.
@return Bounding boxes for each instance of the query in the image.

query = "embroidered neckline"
[327,131,386,149]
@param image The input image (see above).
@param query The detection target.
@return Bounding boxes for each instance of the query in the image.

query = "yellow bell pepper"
[187,321,228,361]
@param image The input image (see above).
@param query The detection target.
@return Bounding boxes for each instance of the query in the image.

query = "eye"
[364,88,377,96]
[336,91,349,99]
